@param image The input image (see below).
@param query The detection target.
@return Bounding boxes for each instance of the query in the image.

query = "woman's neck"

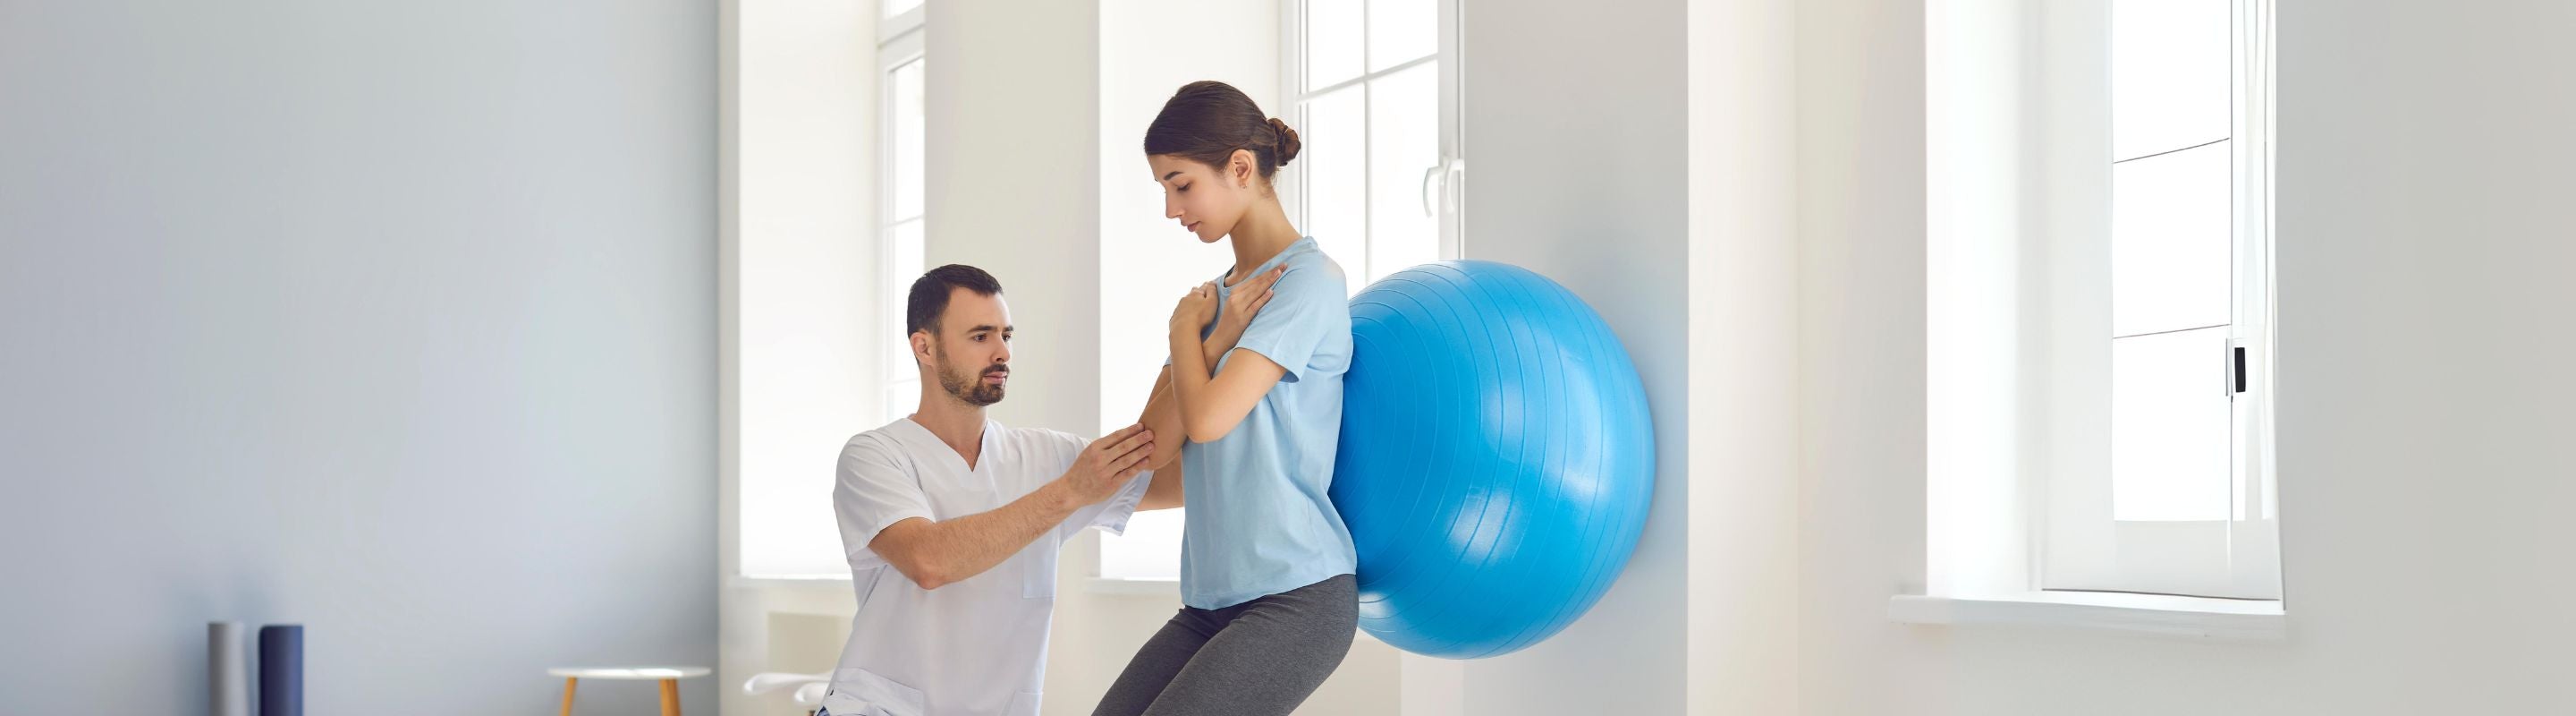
[1224,198,1301,285]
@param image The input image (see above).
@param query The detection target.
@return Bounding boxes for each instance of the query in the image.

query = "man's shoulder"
[999,422,1087,455]
[841,420,919,463]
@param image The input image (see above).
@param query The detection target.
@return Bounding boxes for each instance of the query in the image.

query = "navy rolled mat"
[258,625,302,716]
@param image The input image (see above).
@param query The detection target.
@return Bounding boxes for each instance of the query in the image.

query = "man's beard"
[934,347,1007,407]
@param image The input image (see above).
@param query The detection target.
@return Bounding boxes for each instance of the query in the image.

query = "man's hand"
[865,425,1155,592]
[1063,423,1156,505]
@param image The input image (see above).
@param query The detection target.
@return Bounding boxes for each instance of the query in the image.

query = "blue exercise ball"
[1330,260,1656,659]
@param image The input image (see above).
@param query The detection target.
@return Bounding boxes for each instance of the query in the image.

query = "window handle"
[1422,156,1466,217]
[2227,341,2249,396]
[1422,162,1444,217]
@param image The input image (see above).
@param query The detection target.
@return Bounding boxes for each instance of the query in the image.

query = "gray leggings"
[1090,574,1358,716]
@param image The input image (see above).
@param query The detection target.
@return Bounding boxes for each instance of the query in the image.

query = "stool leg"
[659,678,681,716]
[558,678,577,716]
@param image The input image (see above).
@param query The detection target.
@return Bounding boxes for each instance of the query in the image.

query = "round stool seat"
[550,666,709,716]
[549,667,712,680]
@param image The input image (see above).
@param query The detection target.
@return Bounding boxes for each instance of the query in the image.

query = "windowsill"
[1084,576,1181,596]
[1887,591,2286,642]
[730,574,852,591]
[733,574,1188,598]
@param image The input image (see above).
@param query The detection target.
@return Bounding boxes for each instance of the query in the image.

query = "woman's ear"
[1230,149,1258,188]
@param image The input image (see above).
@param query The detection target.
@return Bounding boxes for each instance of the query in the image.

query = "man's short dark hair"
[906,264,1004,336]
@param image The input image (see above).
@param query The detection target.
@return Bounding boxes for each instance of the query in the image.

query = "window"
[1094,0,1463,583]
[1925,0,2276,605]
[729,1,912,578]
[879,5,927,424]
[1284,0,1464,290]
[2042,0,2279,600]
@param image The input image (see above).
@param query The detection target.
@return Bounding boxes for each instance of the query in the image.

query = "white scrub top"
[825,417,1152,716]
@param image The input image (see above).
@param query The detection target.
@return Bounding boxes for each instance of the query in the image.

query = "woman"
[1096,81,1358,716]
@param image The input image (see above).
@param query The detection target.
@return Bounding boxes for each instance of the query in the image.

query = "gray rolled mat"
[208,622,250,716]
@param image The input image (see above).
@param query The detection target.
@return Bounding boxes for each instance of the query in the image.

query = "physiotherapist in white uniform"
[823,263,1282,716]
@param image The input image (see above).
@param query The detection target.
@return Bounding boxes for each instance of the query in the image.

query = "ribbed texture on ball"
[1329,260,1656,659]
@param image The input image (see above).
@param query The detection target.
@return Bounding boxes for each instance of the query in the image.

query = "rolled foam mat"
[209,622,250,716]
[258,625,302,716]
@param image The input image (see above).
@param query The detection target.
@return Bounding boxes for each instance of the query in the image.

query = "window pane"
[891,218,925,280]
[1299,87,1368,281]
[2112,141,2232,337]
[1306,0,1364,90]
[883,0,922,19]
[2112,0,2230,161]
[1100,509,1184,581]
[1367,63,1438,286]
[1368,0,1436,72]
[892,58,927,221]
[885,218,924,386]
[884,380,916,424]
[2112,327,2232,522]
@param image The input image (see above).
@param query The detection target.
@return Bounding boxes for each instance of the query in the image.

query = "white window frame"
[1919,0,2280,625]
[877,7,926,424]
[2035,0,2279,601]
[1278,0,1466,281]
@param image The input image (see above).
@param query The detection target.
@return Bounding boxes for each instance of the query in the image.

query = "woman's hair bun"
[1266,117,1301,166]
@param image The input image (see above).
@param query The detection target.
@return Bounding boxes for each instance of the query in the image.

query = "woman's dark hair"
[1143,81,1301,183]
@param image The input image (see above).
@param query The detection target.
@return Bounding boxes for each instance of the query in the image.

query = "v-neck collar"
[899,416,996,474]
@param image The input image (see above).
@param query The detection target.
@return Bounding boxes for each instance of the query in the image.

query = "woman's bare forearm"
[1140,326,1246,471]
[1168,331,1285,442]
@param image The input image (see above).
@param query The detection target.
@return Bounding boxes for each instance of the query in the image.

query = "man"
[823,264,1269,716]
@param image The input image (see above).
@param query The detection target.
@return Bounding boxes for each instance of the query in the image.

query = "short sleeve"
[835,436,934,570]
[1227,262,1349,383]
[1065,470,1156,539]
[1038,430,1156,539]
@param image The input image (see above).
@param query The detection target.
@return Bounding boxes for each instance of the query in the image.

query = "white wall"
[1454,1,1693,713]
[1798,0,2576,712]
[925,0,1102,436]
[1685,0,1804,713]
[1794,0,1940,711]
[0,1,717,713]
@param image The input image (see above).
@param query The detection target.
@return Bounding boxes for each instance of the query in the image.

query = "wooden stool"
[548,666,711,716]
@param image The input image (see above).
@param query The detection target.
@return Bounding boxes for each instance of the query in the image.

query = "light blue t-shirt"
[1177,237,1358,609]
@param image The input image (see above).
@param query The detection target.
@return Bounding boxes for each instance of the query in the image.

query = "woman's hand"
[1169,281,1220,339]
[1214,266,1286,341]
